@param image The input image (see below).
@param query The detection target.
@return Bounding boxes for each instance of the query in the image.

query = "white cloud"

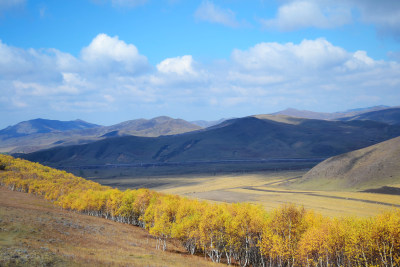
[81,34,149,75]
[157,55,196,76]
[262,0,352,31]
[344,51,375,70]
[0,40,63,82]
[194,1,240,27]
[231,38,348,73]
[262,0,400,39]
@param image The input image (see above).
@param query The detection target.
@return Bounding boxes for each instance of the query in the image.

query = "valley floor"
[91,171,400,217]
[0,187,217,267]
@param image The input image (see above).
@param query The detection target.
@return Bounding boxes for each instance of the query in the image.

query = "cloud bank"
[0,34,399,124]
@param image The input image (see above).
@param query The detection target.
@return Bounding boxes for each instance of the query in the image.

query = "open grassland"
[138,171,400,217]
[0,187,217,267]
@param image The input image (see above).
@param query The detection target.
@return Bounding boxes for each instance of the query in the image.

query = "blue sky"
[0,0,399,128]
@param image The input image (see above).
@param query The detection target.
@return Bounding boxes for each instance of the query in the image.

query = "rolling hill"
[296,136,400,191]
[20,115,400,168]
[0,116,201,153]
[338,107,400,125]
[106,116,202,137]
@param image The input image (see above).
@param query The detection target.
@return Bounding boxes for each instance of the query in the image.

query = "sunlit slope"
[21,115,400,167]
[297,136,400,190]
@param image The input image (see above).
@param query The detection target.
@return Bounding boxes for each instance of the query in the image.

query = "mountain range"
[3,107,400,169]
[0,116,201,153]
[20,111,400,168]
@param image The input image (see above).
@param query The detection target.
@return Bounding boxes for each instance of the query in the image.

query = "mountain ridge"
[273,105,391,120]
[20,115,400,168]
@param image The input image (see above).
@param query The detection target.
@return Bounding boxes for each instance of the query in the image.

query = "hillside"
[296,136,400,191]
[0,188,215,267]
[338,107,400,125]
[273,105,390,120]
[0,118,99,139]
[0,117,201,153]
[20,115,400,167]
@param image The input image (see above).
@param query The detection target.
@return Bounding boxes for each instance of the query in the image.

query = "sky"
[0,0,399,128]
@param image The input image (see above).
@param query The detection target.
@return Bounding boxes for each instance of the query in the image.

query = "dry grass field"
[0,187,218,267]
[145,171,400,217]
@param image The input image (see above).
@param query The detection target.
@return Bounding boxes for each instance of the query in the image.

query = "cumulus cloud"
[194,1,240,27]
[81,34,149,75]
[157,55,196,76]
[231,38,348,73]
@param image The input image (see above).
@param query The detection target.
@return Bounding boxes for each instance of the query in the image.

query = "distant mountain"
[20,115,400,168]
[107,116,201,137]
[272,108,335,120]
[0,118,100,139]
[0,117,202,153]
[273,105,390,120]
[338,108,400,125]
[191,118,230,128]
[297,136,400,191]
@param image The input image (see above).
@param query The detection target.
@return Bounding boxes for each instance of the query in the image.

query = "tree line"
[0,154,399,266]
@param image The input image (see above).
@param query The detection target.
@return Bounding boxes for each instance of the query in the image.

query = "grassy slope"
[295,136,400,191]
[0,187,217,267]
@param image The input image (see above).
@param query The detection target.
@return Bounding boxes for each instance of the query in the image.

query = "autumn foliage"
[1,154,399,266]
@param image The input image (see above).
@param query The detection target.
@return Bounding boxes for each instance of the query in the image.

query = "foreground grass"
[0,187,217,267]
